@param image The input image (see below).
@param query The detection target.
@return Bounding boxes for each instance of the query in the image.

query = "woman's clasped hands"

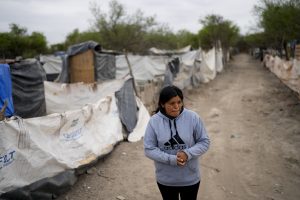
[176,151,188,166]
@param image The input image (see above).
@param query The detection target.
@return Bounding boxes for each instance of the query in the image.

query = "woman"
[144,85,210,200]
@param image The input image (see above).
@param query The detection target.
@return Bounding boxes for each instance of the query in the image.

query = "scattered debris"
[97,170,113,180]
[116,195,126,200]
[273,183,283,194]
[230,134,241,139]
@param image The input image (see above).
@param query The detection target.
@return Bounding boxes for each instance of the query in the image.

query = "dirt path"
[58,54,300,200]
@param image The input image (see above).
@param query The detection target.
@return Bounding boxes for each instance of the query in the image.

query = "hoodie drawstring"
[169,120,173,138]
[173,120,179,136]
[169,119,179,138]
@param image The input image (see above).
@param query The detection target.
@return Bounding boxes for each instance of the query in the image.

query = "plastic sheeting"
[115,78,137,133]
[264,55,300,97]
[170,48,222,89]
[1,170,77,200]
[172,50,201,89]
[10,59,47,118]
[199,48,217,83]
[45,79,138,134]
[149,45,192,55]
[39,55,62,81]
[116,55,169,83]
[66,41,101,57]
[216,48,224,73]
[0,95,123,195]
[45,78,147,138]
[127,97,150,142]
[39,55,62,74]
[94,52,116,81]
[0,64,14,117]
[0,79,150,197]
[164,58,180,86]
[44,79,125,114]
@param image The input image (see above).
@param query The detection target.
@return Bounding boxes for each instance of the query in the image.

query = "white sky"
[0,0,259,45]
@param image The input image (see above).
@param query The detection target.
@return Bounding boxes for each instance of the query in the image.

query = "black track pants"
[157,181,200,200]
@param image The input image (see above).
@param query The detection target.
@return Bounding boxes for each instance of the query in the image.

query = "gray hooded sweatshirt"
[144,108,210,186]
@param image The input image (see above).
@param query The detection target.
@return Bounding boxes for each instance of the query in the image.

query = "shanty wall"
[137,78,164,114]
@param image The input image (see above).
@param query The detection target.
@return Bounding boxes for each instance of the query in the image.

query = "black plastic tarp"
[94,52,116,81]
[0,170,77,200]
[115,78,138,133]
[10,59,47,118]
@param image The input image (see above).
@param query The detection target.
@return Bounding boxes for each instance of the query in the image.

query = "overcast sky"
[0,0,259,45]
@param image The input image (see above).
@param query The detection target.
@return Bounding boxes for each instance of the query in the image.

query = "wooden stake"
[124,50,139,98]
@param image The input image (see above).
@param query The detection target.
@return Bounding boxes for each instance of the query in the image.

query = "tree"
[25,32,48,57]
[197,14,240,61]
[244,32,268,48]
[8,23,28,57]
[254,0,300,59]
[64,29,101,47]
[90,0,157,52]
[143,26,178,50]
[0,23,48,58]
[175,30,198,49]
[9,23,27,36]
[0,33,11,58]
[198,15,240,50]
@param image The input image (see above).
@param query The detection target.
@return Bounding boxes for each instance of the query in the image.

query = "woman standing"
[144,85,210,200]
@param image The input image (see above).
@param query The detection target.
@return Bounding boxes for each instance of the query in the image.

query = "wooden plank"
[69,49,95,83]
[295,45,300,60]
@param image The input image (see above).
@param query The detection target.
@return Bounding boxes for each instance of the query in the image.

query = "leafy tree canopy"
[198,14,240,51]
[253,0,300,58]
[0,23,48,59]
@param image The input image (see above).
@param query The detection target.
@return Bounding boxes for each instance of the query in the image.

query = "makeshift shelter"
[56,41,116,83]
[165,47,223,89]
[0,78,150,199]
[0,40,152,199]
[170,50,202,89]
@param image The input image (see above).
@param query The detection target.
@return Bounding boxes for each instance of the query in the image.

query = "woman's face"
[162,95,183,117]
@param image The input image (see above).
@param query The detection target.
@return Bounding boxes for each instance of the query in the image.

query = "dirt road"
[58,54,300,200]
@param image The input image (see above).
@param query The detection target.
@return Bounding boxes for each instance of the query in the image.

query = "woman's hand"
[176,151,188,166]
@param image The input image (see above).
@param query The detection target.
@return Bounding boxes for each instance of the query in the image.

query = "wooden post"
[124,50,139,98]
[0,100,8,121]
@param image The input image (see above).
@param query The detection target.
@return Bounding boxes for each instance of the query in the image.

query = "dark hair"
[154,85,184,114]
